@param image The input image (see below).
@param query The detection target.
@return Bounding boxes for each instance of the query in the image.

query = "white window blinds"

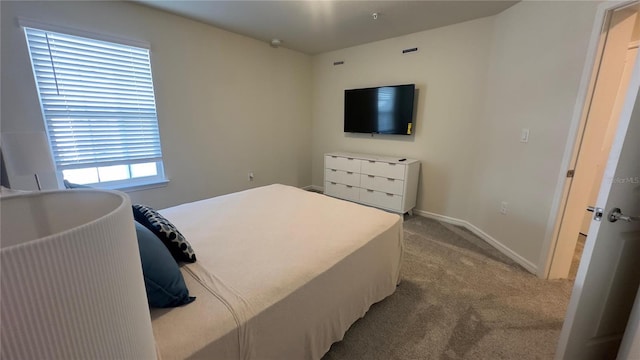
[24,27,163,170]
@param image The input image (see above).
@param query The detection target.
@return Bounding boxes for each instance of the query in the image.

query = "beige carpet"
[322,215,573,360]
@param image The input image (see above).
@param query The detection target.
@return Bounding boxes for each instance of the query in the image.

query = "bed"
[150,184,404,359]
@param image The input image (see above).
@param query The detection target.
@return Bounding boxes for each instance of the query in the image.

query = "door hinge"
[567,169,575,178]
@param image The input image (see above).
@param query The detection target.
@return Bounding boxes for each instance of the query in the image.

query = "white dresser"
[324,152,420,214]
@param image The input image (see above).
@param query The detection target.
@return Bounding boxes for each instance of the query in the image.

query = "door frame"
[538,0,638,279]
[554,39,640,359]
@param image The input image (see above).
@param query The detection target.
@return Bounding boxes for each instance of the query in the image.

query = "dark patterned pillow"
[132,204,196,263]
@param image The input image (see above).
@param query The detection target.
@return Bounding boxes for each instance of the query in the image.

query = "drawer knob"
[346,185,352,188]
[368,175,374,178]
[347,172,353,174]
[387,178,394,181]
[347,158,354,160]
[386,193,394,196]
[367,189,374,192]
[331,182,336,185]
[331,169,337,172]
[369,160,375,163]
[389,163,396,166]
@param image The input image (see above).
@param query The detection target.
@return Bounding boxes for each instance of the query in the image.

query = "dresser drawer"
[359,188,402,211]
[325,168,360,187]
[323,152,418,214]
[361,160,405,180]
[325,155,361,173]
[325,181,359,202]
[360,174,404,195]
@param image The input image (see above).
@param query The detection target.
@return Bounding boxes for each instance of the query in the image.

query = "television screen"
[344,84,415,135]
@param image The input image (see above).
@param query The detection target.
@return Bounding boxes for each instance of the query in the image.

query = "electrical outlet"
[500,201,508,215]
[248,172,254,181]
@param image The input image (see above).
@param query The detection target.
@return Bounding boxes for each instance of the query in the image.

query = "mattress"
[151,184,403,359]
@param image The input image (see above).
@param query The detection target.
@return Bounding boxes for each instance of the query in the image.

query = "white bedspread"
[151,184,403,359]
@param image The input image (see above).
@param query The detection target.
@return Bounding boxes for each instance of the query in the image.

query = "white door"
[556,47,640,359]
[618,286,640,358]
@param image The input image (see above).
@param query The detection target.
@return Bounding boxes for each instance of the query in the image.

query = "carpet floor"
[322,215,574,360]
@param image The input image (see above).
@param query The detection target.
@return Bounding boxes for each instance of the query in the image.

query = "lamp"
[1,131,56,190]
[0,189,157,359]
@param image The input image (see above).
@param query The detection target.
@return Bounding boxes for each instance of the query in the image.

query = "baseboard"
[413,209,538,274]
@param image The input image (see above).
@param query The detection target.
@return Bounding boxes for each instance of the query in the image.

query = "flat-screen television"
[344,84,415,135]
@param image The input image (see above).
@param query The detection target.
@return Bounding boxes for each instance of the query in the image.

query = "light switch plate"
[520,128,529,143]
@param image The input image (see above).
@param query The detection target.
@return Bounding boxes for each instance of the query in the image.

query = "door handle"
[608,207,640,223]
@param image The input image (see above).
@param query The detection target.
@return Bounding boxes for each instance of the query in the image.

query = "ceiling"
[133,1,519,55]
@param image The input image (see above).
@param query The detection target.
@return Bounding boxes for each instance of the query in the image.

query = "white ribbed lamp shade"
[0,190,156,359]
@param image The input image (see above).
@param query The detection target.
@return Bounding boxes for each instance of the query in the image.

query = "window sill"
[100,179,169,193]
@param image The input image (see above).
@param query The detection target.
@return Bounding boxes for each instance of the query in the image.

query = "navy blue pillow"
[135,221,195,308]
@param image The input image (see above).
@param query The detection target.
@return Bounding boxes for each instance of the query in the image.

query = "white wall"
[467,1,600,268]
[2,0,604,272]
[311,17,496,220]
[311,1,601,271]
[0,1,312,209]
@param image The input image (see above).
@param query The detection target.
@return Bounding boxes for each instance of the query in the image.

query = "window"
[23,27,165,188]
